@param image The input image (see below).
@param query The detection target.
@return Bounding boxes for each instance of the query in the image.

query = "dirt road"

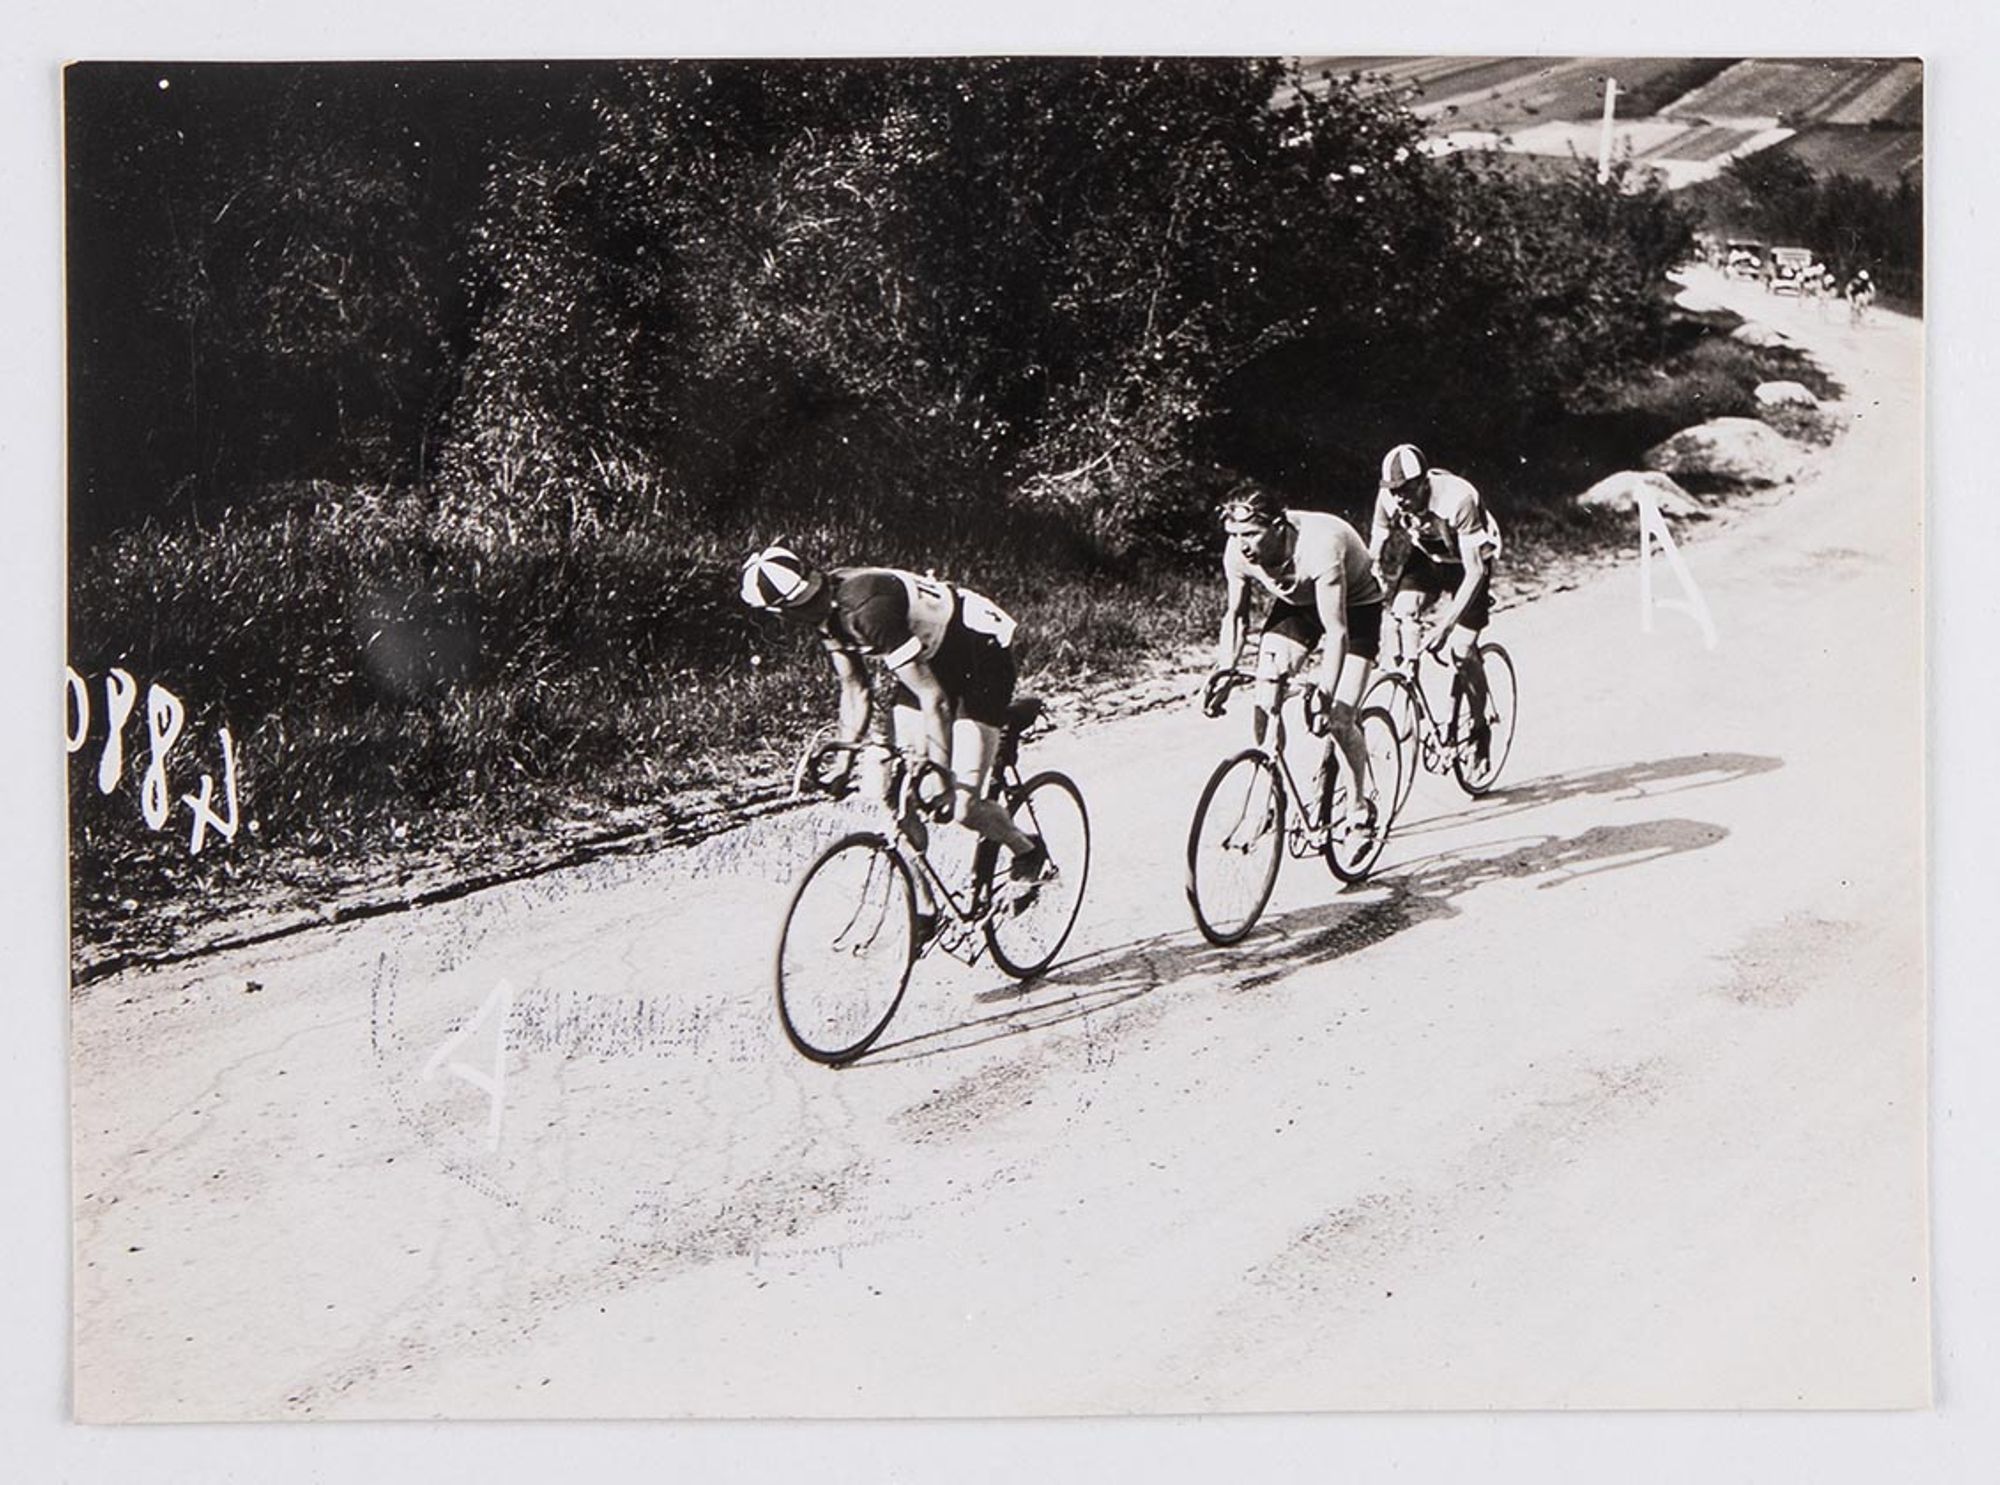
[71,270,1927,1420]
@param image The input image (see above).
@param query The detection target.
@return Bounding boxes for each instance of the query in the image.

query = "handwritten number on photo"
[68,666,245,855]
[181,727,241,855]
[141,683,185,830]
[96,667,138,793]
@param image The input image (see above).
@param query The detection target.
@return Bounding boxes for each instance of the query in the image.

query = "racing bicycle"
[1184,669,1402,947]
[1363,620,1519,813]
[774,699,1090,1065]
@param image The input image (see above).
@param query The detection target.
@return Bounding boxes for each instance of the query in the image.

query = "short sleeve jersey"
[1225,509,1384,609]
[1373,469,1502,564]
[820,568,1016,669]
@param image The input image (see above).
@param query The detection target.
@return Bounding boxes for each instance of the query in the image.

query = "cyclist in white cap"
[1369,444,1504,764]
[740,544,1048,881]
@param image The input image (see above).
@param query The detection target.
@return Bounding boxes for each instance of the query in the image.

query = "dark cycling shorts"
[1261,596,1383,662]
[1393,549,1493,633]
[889,621,1017,728]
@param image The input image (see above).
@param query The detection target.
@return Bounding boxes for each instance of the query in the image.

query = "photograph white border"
[6,1,1996,1480]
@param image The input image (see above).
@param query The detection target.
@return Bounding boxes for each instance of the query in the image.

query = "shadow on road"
[1391,751,1780,843]
[859,809,1732,1068]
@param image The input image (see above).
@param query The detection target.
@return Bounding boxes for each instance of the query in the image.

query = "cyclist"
[1368,443,1503,763]
[1845,268,1876,322]
[1209,484,1385,843]
[740,544,1051,886]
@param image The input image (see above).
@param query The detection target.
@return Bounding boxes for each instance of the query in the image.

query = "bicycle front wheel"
[1362,669,1421,815]
[1323,705,1401,883]
[1451,642,1519,796]
[984,771,1091,980]
[775,832,917,1064]
[1186,749,1285,946]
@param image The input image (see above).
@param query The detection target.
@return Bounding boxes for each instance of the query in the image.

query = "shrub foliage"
[68,59,1697,934]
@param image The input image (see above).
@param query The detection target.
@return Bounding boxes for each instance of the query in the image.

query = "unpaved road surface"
[72,271,1927,1419]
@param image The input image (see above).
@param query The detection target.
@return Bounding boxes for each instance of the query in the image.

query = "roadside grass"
[66,494,1214,958]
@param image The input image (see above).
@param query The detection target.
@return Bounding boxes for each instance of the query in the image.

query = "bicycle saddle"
[1004,696,1045,733]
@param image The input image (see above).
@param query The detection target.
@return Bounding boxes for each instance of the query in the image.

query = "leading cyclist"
[740,544,1050,885]
[1368,443,1503,764]
[1209,484,1386,843]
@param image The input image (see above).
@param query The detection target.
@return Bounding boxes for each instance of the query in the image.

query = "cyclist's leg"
[951,718,1037,857]
[942,636,1040,863]
[881,701,943,918]
[1326,601,1382,831]
[1447,561,1495,752]
[1394,552,1447,663]
[1387,583,1428,669]
[1252,619,1313,749]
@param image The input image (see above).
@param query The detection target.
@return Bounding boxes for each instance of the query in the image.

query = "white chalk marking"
[64,667,90,753]
[96,669,138,793]
[141,684,186,831]
[181,725,240,855]
[421,979,516,1151]
[1638,486,1718,650]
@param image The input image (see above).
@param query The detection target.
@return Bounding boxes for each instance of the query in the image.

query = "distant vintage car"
[1767,246,1818,295]
[1724,241,1767,281]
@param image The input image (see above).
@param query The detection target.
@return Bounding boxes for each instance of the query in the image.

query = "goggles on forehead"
[1218,498,1285,527]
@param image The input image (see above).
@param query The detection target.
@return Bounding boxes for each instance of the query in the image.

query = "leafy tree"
[435,59,1691,557]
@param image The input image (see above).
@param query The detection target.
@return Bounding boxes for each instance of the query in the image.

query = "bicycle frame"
[1210,670,1356,853]
[1376,625,1481,776]
[795,738,1024,965]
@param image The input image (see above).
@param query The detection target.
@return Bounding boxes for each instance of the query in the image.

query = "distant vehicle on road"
[1767,246,1818,295]
[1724,240,1767,281]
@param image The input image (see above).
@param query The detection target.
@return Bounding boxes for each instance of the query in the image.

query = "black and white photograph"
[61,52,1929,1423]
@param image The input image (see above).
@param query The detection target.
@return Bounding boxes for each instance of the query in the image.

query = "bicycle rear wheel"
[1451,642,1519,796]
[984,771,1091,979]
[775,832,917,1064]
[1322,705,1400,882]
[1186,749,1285,946]
[1362,670,1421,816]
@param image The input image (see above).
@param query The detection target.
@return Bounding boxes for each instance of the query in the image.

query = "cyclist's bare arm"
[828,645,873,743]
[1312,574,1352,695]
[889,656,954,770]
[1367,490,1394,565]
[1429,529,1490,638]
[1217,567,1251,671]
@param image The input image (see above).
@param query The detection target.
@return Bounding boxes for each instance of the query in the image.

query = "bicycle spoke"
[1323,705,1398,882]
[985,772,1091,979]
[1452,643,1518,796]
[776,836,916,1063]
[1187,751,1285,945]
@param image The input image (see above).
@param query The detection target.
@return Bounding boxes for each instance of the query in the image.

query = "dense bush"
[430,60,1693,557]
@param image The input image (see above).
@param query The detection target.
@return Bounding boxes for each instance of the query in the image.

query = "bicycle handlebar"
[791,737,957,822]
[1201,667,1337,736]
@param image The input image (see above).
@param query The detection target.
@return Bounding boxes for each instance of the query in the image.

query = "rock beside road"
[1644,417,1804,487]
[1731,321,1791,348]
[1673,285,1727,313]
[1575,470,1707,519]
[1755,380,1820,408]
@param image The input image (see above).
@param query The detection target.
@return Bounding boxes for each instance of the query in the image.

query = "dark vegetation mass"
[69,58,1742,944]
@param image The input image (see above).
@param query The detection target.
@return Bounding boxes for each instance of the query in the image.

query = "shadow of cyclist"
[859,811,1730,1067]
[1390,751,1780,843]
